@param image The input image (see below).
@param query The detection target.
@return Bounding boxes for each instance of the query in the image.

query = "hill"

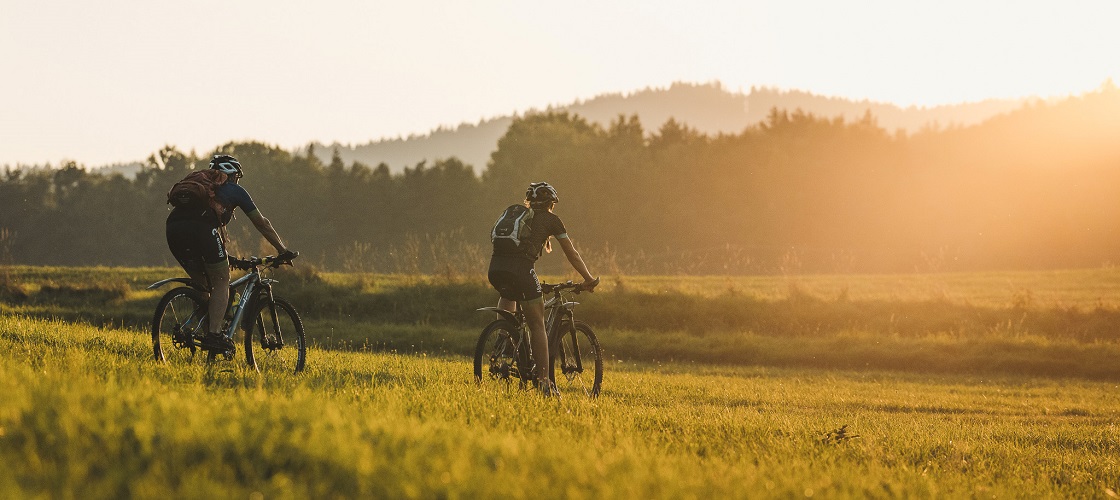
[312,82,1029,172]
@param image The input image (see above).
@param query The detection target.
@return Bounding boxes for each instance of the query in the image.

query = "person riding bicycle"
[487,181,598,397]
[165,154,295,352]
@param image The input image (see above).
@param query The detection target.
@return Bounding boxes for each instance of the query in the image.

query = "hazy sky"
[2,0,1118,166]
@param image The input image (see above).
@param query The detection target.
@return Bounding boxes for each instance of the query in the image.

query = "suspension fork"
[259,282,285,347]
[555,309,583,373]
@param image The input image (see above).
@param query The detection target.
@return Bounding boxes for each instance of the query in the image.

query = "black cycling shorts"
[166,218,228,276]
[488,255,542,302]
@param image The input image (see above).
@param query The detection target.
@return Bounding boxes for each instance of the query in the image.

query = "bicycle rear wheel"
[474,320,526,387]
[550,320,602,397]
[151,287,207,363]
[244,296,306,373]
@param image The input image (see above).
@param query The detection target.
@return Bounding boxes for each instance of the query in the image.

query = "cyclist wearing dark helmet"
[165,154,295,351]
[488,181,599,397]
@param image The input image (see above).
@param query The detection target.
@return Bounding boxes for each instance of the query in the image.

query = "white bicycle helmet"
[526,182,559,206]
[209,154,243,178]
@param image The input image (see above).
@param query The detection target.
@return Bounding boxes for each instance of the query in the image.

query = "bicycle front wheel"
[152,287,207,363]
[550,320,603,397]
[244,296,306,373]
[474,319,524,387]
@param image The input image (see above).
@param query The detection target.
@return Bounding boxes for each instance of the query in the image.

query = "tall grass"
[2,315,1120,498]
[5,266,1120,379]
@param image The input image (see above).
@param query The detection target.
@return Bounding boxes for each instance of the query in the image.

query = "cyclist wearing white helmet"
[487,181,599,396]
[165,154,295,351]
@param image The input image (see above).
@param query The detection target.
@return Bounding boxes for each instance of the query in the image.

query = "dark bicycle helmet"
[209,154,243,178]
[526,182,559,206]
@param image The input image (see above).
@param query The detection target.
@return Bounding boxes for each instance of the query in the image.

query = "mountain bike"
[474,280,603,397]
[148,253,306,373]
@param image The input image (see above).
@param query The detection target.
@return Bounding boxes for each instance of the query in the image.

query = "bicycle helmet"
[526,182,559,206]
[209,154,243,178]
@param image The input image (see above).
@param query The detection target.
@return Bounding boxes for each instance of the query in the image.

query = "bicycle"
[474,280,603,397]
[148,252,307,373]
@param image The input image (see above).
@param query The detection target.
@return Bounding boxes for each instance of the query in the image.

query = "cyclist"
[165,154,294,352]
[487,182,599,397]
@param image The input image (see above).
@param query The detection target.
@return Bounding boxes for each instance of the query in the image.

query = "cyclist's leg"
[515,266,549,385]
[521,296,549,383]
[496,296,517,315]
[182,266,209,290]
[167,221,211,304]
[489,258,550,388]
[169,220,230,339]
[199,227,231,337]
[173,258,224,334]
[204,260,229,335]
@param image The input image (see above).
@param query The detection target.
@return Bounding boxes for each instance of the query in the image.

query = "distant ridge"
[311,82,1029,172]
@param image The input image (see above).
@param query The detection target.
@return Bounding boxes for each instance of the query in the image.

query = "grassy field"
[3,266,1120,497]
[4,265,1120,379]
[2,314,1120,498]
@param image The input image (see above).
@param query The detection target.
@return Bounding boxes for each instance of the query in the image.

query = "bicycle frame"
[225,269,266,340]
[475,281,585,381]
[543,291,582,342]
[150,252,303,371]
[147,258,284,345]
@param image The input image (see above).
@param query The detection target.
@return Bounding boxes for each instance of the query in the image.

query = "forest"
[1,84,1118,275]
[315,82,1026,173]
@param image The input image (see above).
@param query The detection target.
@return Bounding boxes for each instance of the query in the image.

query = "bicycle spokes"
[476,321,526,387]
[245,297,306,373]
[550,320,602,397]
[153,287,207,363]
[558,332,584,377]
[488,332,516,379]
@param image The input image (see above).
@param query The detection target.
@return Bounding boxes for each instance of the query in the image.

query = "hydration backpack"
[491,204,535,254]
[167,169,228,214]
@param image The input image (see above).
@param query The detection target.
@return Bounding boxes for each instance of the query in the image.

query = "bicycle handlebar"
[541,277,599,294]
[229,250,299,271]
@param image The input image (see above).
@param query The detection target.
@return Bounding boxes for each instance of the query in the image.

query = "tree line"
[2,84,1118,275]
[320,82,1026,175]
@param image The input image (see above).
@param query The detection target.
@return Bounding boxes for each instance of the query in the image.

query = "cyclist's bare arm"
[246,210,287,253]
[557,236,595,284]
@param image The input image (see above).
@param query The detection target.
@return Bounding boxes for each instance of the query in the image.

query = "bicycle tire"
[550,319,602,397]
[151,287,207,363]
[474,319,525,386]
[244,296,306,373]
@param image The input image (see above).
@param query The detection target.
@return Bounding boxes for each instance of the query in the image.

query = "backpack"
[167,169,228,214]
[491,204,534,254]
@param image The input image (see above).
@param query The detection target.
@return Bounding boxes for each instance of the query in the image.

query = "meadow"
[2,266,1120,497]
[5,265,1120,378]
